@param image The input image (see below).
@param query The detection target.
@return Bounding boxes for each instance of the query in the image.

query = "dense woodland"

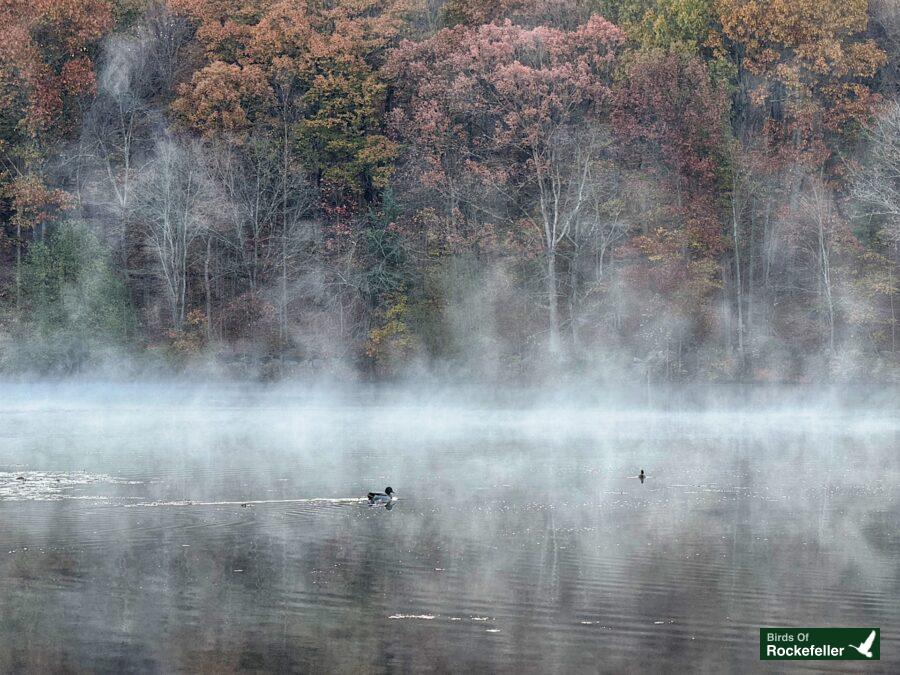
[0,0,898,382]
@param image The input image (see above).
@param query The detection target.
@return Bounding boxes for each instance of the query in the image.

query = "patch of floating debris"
[0,471,141,501]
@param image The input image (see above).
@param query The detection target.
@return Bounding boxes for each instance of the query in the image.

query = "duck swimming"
[367,487,394,504]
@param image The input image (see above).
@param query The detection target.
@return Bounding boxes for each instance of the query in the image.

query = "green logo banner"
[760,628,880,660]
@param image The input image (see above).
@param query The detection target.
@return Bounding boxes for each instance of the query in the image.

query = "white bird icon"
[849,630,876,658]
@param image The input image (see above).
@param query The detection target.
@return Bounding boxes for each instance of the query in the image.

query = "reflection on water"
[0,389,897,672]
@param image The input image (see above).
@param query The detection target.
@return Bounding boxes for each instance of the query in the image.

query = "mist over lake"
[1,384,896,672]
[2,0,900,671]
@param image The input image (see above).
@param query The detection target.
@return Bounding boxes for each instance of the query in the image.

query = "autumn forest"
[1,0,898,383]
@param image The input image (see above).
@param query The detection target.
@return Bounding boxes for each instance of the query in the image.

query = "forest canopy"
[0,0,897,382]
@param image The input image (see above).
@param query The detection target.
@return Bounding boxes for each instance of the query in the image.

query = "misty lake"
[0,384,897,673]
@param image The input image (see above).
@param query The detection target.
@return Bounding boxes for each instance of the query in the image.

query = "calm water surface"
[0,386,897,673]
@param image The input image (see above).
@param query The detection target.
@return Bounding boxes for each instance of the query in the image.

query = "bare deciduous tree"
[211,135,318,340]
[852,101,900,245]
[851,100,900,351]
[134,139,221,329]
[566,142,628,351]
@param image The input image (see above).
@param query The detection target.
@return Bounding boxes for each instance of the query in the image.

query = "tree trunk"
[731,198,745,372]
[547,248,561,356]
[891,243,897,353]
[816,208,835,354]
[204,236,213,341]
[179,256,187,328]
[170,283,180,330]
[15,223,21,310]
[281,110,290,349]
[569,248,580,353]
[722,263,732,358]
[747,206,755,360]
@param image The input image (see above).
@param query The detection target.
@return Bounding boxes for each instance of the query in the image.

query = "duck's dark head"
[385,487,394,495]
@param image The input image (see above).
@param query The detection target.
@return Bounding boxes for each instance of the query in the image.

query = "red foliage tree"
[612,50,730,351]
[386,16,626,353]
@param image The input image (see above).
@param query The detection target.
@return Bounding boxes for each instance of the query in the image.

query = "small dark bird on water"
[639,470,645,484]
[367,487,394,504]
[15,476,25,481]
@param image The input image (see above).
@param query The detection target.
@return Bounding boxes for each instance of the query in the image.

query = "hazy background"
[1,2,898,669]
[0,0,897,384]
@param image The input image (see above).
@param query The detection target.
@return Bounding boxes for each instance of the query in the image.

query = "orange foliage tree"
[0,0,113,135]
[715,0,886,136]
[0,0,112,305]
[169,0,409,203]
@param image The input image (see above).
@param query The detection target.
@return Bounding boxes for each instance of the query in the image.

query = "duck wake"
[124,497,371,508]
